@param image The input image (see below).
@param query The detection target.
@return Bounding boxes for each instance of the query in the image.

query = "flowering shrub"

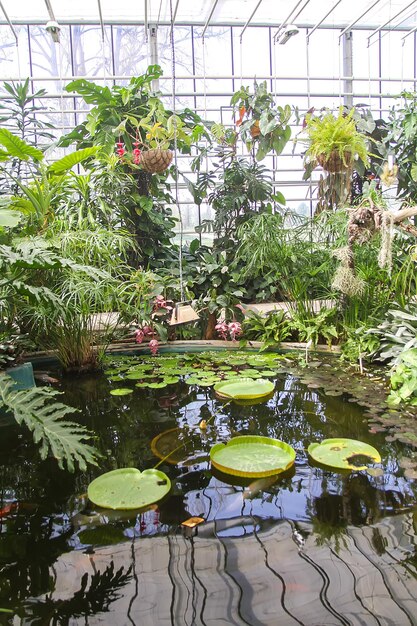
[134,295,174,355]
[215,321,242,341]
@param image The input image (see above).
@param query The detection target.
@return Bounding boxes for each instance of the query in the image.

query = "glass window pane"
[112,25,149,76]
[71,25,112,78]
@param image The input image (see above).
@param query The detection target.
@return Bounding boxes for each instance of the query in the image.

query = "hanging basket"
[317,151,353,173]
[141,149,173,174]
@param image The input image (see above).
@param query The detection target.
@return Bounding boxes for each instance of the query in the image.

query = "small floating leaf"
[110,388,134,396]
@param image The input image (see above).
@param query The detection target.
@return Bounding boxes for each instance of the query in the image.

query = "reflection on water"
[0,364,417,624]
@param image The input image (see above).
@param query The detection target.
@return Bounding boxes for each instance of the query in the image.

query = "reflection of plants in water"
[19,561,132,625]
[309,471,389,553]
[312,516,349,553]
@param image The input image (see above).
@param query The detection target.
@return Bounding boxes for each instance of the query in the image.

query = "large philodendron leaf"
[0,208,23,228]
[48,147,99,175]
[0,374,99,472]
[0,128,43,161]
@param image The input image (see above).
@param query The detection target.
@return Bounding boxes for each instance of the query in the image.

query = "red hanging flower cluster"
[132,141,141,165]
[116,141,125,160]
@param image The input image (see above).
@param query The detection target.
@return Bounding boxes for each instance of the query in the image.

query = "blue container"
[5,362,35,390]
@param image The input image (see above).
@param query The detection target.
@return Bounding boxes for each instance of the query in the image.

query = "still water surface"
[1,357,417,625]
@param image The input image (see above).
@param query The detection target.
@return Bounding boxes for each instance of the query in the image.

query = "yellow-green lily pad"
[214,378,274,400]
[210,435,296,478]
[88,468,171,510]
[308,438,381,471]
[110,388,134,396]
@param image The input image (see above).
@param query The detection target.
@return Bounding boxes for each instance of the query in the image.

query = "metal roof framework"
[0,0,416,31]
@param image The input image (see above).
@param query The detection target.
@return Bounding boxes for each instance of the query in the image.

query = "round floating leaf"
[308,438,381,471]
[259,370,276,377]
[148,382,168,389]
[210,436,296,478]
[163,376,180,385]
[214,378,274,400]
[110,388,134,396]
[151,427,215,465]
[125,372,147,380]
[242,368,262,377]
[88,468,171,510]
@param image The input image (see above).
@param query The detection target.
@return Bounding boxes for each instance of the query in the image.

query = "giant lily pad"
[88,468,171,510]
[151,427,215,465]
[210,436,296,478]
[214,378,274,400]
[308,438,381,471]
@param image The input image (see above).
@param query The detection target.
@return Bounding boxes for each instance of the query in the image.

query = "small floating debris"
[181,516,205,528]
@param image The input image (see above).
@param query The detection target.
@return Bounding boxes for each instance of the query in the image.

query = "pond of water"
[1,351,417,625]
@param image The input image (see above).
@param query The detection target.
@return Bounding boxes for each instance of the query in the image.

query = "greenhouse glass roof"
[3,0,417,29]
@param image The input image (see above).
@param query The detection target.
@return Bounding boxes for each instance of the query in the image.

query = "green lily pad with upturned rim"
[308,438,381,471]
[214,377,274,400]
[210,435,296,478]
[88,467,171,510]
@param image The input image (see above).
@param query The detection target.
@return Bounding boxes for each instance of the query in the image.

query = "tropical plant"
[0,373,99,471]
[241,309,291,350]
[366,303,417,365]
[59,68,207,268]
[187,246,245,339]
[235,212,290,279]
[231,81,292,161]
[388,348,417,406]
[303,107,370,173]
[382,90,417,203]
[290,307,338,347]
[0,79,55,145]
[0,79,55,195]
[0,128,98,231]
[339,325,381,364]
[202,159,277,255]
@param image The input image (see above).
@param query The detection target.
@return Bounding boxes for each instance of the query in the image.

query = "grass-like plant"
[304,107,370,171]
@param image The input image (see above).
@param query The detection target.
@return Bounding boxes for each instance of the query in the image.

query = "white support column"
[342,30,353,108]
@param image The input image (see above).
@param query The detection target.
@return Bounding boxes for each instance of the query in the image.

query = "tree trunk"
[204,312,217,340]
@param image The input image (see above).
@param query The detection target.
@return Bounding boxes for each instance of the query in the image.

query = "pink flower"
[132,142,141,165]
[149,339,159,355]
[116,141,125,160]
[215,321,229,340]
[154,295,167,309]
[135,329,144,344]
[142,325,154,337]
[228,321,242,340]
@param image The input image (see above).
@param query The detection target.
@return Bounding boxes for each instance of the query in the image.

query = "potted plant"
[231,81,292,161]
[303,107,370,174]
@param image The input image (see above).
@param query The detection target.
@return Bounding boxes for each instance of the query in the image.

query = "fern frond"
[0,374,99,472]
